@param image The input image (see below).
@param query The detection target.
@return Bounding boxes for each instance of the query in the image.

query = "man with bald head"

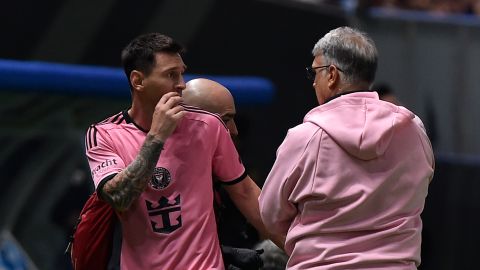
[183,78,284,269]
[183,78,238,138]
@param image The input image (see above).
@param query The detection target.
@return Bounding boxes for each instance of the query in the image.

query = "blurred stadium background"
[0,0,479,269]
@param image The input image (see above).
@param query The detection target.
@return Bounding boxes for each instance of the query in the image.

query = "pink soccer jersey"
[85,107,246,270]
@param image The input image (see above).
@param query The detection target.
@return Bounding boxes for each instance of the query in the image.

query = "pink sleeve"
[85,126,126,189]
[259,124,320,235]
[211,121,246,183]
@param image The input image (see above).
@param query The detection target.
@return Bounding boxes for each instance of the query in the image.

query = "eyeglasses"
[306,65,343,81]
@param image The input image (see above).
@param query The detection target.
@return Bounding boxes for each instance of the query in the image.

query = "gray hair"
[312,26,378,85]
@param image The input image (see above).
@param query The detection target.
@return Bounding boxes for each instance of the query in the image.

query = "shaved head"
[183,78,238,137]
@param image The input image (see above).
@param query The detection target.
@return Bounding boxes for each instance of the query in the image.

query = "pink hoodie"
[259,91,434,270]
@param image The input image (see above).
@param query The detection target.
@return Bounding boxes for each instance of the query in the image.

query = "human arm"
[209,115,285,248]
[101,92,185,212]
[259,126,319,237]
[223,176,286,251]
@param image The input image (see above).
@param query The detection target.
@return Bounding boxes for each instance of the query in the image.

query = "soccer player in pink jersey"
[259,27,435,269]
[84,33,272,270]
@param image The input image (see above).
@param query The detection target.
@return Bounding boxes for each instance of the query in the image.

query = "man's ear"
[130,70,144,91]
[327,66,340,90]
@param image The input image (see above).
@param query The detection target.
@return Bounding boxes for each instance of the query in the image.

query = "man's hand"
[102,92,185,212]
[149,92,186,142]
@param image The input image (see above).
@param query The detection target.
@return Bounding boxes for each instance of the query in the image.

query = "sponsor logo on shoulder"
[91,159,117,176]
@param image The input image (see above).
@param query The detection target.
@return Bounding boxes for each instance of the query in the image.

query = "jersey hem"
[96,173,118,200]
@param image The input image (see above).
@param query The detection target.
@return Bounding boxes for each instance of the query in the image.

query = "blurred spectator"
[366,0,480,15]
[467,0,480,15]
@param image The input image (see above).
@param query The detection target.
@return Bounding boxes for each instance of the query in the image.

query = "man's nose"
[176,76,186,94]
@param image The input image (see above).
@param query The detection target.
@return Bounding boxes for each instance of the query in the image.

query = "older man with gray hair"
[259,26,434,269]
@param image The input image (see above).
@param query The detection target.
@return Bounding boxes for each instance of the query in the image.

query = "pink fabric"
[86,109,245,270]
[259,92,434,270]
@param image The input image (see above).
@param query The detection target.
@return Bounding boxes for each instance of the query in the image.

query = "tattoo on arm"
[102,134,164,212]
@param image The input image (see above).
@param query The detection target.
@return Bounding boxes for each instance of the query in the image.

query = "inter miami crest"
[150,167,171,190]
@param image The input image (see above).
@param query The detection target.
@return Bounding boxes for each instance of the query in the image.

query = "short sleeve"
[85,125,126,189]
[211,121,246,184]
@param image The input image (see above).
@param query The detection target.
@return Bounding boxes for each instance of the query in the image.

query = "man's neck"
[129,102,154,132]
[338,81,371,93]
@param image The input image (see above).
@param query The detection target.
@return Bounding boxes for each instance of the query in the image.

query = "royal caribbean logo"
[150,167,171,190]
[146,195,182,234]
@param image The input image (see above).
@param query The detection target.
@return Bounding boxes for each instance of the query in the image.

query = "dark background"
[0,0,345,181]
[0,1,478,269]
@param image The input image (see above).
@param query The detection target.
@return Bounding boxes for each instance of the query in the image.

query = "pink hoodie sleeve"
[259,123,321,236]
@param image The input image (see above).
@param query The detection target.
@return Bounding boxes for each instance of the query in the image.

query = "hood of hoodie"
[304,91,415,160]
